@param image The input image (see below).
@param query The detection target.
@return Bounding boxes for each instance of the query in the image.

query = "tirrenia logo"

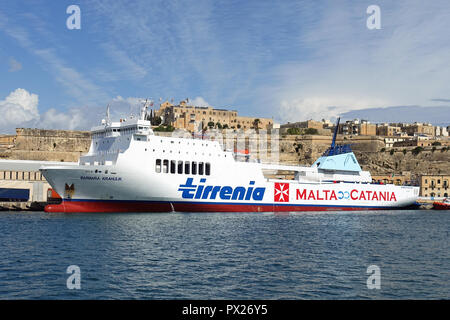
[274,183,289,202]
[178,178,266,201]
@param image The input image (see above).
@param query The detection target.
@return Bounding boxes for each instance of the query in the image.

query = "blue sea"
[0,210,448,299]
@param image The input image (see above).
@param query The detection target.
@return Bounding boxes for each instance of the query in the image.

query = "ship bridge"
[80,105,154,166]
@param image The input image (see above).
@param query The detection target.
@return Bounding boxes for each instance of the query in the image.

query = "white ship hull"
[41,161,419,213]
[40,112,419,213]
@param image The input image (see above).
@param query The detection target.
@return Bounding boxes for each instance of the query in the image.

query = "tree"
[411,146,424,156]
[149,113,161,126]
[222,124,229,129]
[207,121,215,128]
[153,124,174,132]
[304,128,318,135]
[216,122,222,129]
[286,128,301,135]
[253,118,261,131]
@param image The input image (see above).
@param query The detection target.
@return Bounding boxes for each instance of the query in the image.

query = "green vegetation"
[432,141,441,146]
[390,149,395,155]
[304,128,318,135]
[380,147,386,152]
[286,127,318,135]
[411,146,424,156]
[153,125,175,132]
[207,121,215,128]
[253,118,261,130]
[402,149,407,155]
[150,116,162,126]
[216,122,222,129]
[286,128,301,135]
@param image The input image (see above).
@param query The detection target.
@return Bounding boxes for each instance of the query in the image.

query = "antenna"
[106,104,110,125]
[140,98,150,120]
[331,117,340,149]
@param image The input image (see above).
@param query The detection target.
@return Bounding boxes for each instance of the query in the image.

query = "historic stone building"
[155,100,275,131]
[420,175,450,198]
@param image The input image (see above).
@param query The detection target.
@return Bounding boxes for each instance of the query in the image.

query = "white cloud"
[0,88,39,132]
[188,96,210,107]
[277,96,388,123]
[0,89,152,133]
[39,108,86,131]
[260,1,450,123]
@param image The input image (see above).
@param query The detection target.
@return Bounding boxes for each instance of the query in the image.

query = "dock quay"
[0,159,74,212]
[0,201,46,211]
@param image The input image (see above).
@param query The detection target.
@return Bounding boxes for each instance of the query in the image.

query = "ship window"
[163,160,168,173]
[205,163,211,175]
[185,161,190,174]
[192,162,197,175]
[177,161,183,174]
[155,159,161,173]
[170,160,176,174]
[199,162,204,175]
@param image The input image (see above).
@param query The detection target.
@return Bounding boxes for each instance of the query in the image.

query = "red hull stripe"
[433,203,450,210]
[45,200,392,213]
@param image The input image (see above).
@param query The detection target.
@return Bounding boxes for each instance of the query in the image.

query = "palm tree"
[253,118,261,132]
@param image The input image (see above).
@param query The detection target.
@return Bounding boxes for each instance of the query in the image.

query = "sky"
[1,0,450,133]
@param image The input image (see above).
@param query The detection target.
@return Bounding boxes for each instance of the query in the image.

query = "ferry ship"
[41,106,419,213]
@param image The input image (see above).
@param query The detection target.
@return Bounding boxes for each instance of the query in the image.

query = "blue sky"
[1,0,450,132]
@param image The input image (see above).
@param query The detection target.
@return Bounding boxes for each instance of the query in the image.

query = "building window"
[170,160,176,174]
[177,161,183,174]
[199,162,204,175]
[163,160,168,173]
[192,162,197,175]
[184,161,190,174]
[205,163,211,176]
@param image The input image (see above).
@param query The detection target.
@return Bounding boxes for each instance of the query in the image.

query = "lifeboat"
[433,198,450,210]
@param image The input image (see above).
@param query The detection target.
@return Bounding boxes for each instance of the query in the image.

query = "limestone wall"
[0,128,91,162]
